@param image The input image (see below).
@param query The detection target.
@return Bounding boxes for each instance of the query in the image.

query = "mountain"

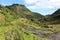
[0,4,60,40]
[0,4,49,40]
[0,4,45,25]
[46,8,60,24]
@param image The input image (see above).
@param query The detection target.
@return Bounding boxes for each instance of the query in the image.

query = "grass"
[0,24,50,40]
[0,4,60,40]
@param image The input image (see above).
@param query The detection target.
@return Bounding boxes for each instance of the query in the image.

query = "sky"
[0,0,60,15]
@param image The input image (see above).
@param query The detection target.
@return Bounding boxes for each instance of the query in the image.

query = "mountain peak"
[52,8,60,15]
[57,8,60,10]
[11,4,25,7]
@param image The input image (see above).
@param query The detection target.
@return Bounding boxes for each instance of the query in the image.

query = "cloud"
[49,0,60,2]
[27,6,36,9]
[24,0,38,4]
[24,0,60,9]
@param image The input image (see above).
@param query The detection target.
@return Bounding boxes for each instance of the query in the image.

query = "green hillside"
[46,8,60,24]
[0,4,60,40]
[0,4,49,40]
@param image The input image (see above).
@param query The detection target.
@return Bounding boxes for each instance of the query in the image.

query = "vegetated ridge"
[0,4,60,40]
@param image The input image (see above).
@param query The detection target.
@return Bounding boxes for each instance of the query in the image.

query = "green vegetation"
[0,4,60,40]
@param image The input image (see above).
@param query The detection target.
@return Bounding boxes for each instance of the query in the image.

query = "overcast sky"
[0,0,60,15]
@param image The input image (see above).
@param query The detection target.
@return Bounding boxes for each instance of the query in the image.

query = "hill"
[46,8,60,24]
[0,4,49,40]
[0,4,60,40]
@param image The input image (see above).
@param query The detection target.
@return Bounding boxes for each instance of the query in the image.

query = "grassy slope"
[0,4,60,40]
[46,8,60,24]
[0,4,50,40]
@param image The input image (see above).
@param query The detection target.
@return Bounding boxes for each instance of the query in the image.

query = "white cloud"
[27,6,36,9]
[24,0,60,9]
[24,0,38,4]
[49,0,60,2]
